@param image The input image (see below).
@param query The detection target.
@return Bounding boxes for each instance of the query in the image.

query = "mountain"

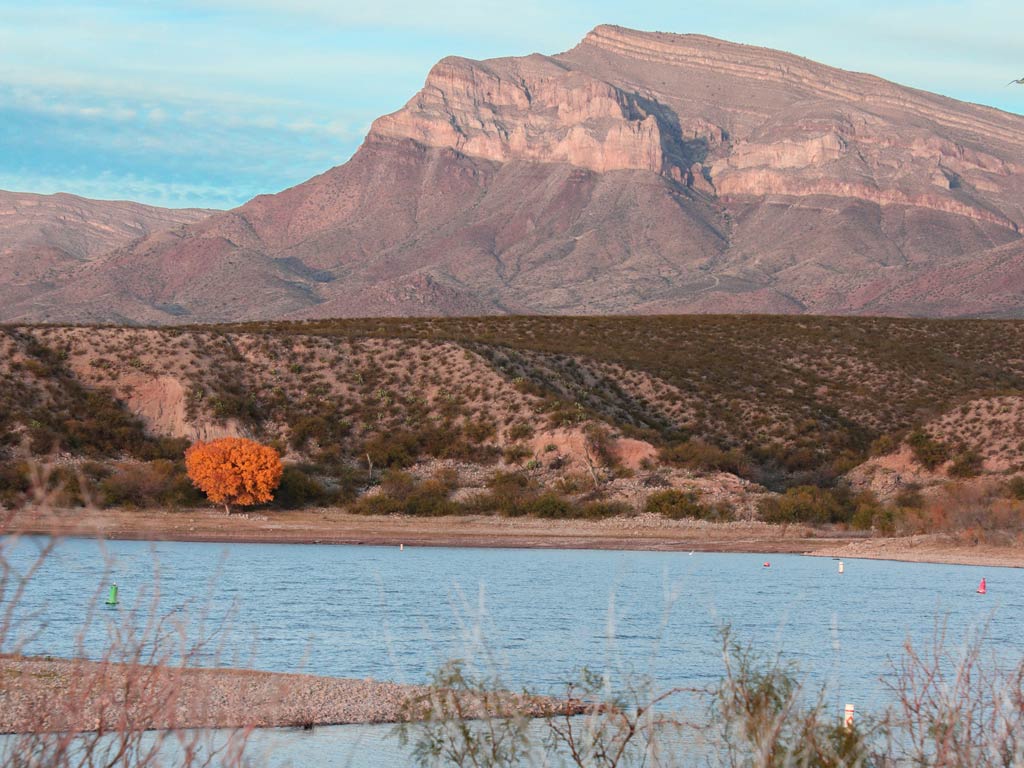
[0,191,212,321]
[3,25,1023,323]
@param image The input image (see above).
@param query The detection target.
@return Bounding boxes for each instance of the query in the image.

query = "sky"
[2,0,1022,210]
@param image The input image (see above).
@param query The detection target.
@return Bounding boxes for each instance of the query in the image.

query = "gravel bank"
[0,656,581,734]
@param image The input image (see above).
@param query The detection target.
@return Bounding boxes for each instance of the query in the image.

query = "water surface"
[4,538,1020,766]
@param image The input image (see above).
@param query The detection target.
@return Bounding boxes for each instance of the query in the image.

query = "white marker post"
[838,560,844,574]
[844,703,855,729]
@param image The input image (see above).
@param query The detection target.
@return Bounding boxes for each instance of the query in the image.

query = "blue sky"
[2,0,1021,209]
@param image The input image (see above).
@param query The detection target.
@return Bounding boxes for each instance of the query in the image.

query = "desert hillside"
[0,190,212,322]
[1,26,1022,323]
[3,316,1024,534]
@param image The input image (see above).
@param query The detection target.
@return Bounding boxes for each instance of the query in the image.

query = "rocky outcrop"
[371,56,675,175]
[1,26,1023,322]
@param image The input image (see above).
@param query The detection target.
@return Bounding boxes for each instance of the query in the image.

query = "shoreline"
[0,655,579,734]
[4,507,1022,568]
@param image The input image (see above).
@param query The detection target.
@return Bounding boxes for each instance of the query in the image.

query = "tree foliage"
[184,437,283,513]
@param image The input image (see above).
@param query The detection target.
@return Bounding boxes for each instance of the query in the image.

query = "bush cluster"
[361,422,501,470]
[352,469,459,517]
[644,489,731,521]
[99,460,201,509]
[948,449,984,478]
[758,485,853,525]
[659,440,748,477]
[906,430,950,471]
[271,464,349,509]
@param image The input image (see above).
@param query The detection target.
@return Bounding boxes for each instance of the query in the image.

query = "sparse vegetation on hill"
[4,316,1024,527]
[227,315,1024,483]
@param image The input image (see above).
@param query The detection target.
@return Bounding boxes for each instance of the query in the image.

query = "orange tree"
[184,437,283,514]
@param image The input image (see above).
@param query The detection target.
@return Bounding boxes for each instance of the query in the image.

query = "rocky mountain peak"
[1,26,1022,323]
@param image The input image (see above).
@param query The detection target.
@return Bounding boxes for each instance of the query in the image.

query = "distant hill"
[0,190,212,322]
[1,25,1023,323]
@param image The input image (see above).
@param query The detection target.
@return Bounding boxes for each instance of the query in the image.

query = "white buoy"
[844,703,855,728]
[399,543,404,551]
[838,560,844,574]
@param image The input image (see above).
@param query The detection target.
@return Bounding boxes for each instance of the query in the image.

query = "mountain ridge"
[2,25,1023,323]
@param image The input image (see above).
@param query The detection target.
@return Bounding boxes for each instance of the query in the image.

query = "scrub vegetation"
[3,317,1024,532]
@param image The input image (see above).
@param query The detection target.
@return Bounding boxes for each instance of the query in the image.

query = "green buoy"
[105,583,118,606]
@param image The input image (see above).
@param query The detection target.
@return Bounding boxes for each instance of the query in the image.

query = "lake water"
[3,538,1021,766]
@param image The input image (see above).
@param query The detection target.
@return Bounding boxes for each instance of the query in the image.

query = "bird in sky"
[1009,78,1024,85]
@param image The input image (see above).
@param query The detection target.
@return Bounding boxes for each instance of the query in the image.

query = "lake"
[3,538,1021,766]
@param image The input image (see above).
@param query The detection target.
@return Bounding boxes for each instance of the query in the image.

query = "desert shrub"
[380,468,418,500]
[288,416,333,451]
[583,424,616,467]
[474,471,535,516]
[45,465,87,507]
[554,473,592,494]
[850,492,898,533]
[462,420,496,444]
[0,461,32,507]
[1005,476,1024,501]
[895,485,925,509]
[350,492,403,516]
[362,423,501,470]
[906,430,950,470]
[645,489,709,520]
[660,439,748,477]
[99,460,199,509]
[546,401,586,428]
[272,465,336,509]
[206,382,262,424]
[400,479,458,516]
[352,469,457,517]
[869,433,899,456]
[506,422,534,441]
[948,449,984,478]
[520,493,573,519]
[758,485,850,525]
[362,431,420,469]
[137,436,192,462]
[503,444,532,464]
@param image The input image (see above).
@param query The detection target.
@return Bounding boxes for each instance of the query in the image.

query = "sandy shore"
[4,507,1022,568]
[0,656,579,734]
[6,507,854,552]
[814,534,1024,569]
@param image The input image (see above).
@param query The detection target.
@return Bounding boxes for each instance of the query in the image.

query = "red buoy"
[763,561,771,568]
[977,578,987,594]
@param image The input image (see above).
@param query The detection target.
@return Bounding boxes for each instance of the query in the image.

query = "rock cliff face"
[2,25,1023,322]
[371,55,677,175]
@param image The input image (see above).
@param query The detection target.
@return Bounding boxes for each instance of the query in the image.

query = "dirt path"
[5,507,1022,567]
